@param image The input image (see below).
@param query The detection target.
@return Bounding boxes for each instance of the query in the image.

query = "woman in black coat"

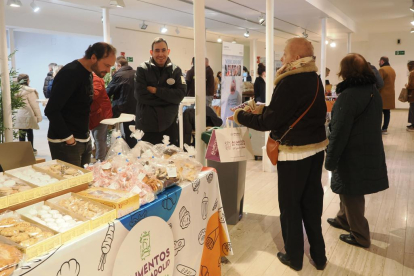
[254,63,266,103]
[325,53,389,248]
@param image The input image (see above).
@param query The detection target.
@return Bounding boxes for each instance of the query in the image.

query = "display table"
[15,168,232,276]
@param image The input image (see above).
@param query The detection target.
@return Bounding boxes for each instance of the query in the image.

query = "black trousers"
[277,151,327,267]
[48,140,92,168]
[142,119,179,147]
[19,129,34,148]
[382,109,390,130]
[123,121,137,148]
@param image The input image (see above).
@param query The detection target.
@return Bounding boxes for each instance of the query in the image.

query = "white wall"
[13,31,101,99]
[111,28,223,76]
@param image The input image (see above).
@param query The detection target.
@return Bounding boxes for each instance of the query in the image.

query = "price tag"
[138,172,146,181]
[167,165,177,178]
[130,186,142,194]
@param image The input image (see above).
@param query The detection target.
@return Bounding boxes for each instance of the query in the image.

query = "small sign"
[120,52,125,57]
[395,51,405,55]
[127,56,134,62]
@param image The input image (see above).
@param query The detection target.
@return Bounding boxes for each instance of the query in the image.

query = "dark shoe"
[277,252,302,271]
[310,259,327,270]
[382,129,388,135]
[339,234,369,248]
[33,149,37,155]
[407,126,414,132]
[327,218,349,231]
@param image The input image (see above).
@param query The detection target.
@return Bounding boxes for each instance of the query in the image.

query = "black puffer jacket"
[43,72,53,98]
[106,66,136,118]
[237,72,326,147]
[135,58,186,133]
[325,76,389,195]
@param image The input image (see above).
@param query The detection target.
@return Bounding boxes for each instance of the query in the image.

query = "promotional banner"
[221,42,243,123]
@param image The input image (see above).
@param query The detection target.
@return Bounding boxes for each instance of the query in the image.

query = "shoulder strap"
[277,75,320,142]
[354,91,374,122]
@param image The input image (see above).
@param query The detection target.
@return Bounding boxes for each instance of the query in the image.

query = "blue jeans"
[91,124,108,161]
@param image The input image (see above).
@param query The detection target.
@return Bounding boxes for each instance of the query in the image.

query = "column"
[250,39,257,80]
[102,8,111,43]
[347,33,352,54]
[9,28,16,69]
[263,0,275,172]
[193,0,206,165]
[0,0,13,142]
[320,18,327,90]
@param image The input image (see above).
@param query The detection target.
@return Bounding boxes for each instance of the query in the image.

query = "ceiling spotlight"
[302,30,308,38]
[109,0,125,8]
[141,21,148,30]
[232,39,237,44]
[7,0,22,7]
[330,41,337,47]
[30,0,40,12]
[217,37,222,43]
[325,40,329,45]
[259,14,265,26]
[411,28,414,33]
[411,2,414,12]
[160,25,168,33]
[175,27,180,35]
[244,29,250,38]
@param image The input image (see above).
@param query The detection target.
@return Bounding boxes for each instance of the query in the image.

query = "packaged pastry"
[0,242,23,276]
[16,202,85,233]
[170,145,203,182]
[105,132,132,161]
[130,130,158,159]
[35,161,84,179]
[55,195,106,219]
[0,174,33,197]
[152,136,182,159]
[6,166,60,186]
[77,188,140,218]
[0,211,55,248]
[153,161,181,188]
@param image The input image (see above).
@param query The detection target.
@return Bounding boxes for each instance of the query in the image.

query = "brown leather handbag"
[266,75,320,165]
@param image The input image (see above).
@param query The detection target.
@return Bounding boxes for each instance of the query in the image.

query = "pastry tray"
[0,173,38,209]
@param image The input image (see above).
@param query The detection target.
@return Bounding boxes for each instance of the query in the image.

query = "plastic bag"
[0,242,23,276]
[57,196,105,219]
[153,159,181,188]
[130,130,158,158]
[171,145,203,182]
[105,131,131,161]
[153,136,183,159]
[0,211,55,248]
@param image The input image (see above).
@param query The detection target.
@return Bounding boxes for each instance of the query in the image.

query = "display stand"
[179,97,196,149]
[100,113,135,144]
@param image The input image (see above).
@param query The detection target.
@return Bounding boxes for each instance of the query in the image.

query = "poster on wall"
[221,42,244,123]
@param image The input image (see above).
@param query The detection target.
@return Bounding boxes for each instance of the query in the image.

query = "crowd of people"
[10,35,414,271]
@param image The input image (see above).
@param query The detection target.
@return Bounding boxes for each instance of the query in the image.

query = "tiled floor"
[21,110,414,275]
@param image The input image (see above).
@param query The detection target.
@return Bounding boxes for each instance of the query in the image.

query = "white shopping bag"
[212,120,254,162]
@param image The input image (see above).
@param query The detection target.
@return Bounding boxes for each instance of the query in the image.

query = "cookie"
[14,222,31,232]
[10,233,30,243]
[25,226,42,237]
[0,218,17,227]
[0,227,19,237]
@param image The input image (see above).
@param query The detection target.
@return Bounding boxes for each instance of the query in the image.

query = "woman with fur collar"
[14,74,42,154]
[230,38,328,271]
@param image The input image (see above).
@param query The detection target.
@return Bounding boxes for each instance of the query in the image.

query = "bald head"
[281,37,314,65]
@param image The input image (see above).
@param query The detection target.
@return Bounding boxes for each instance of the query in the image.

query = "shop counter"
[15,168,232,276]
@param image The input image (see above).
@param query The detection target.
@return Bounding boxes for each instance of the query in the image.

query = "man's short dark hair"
[151,37,168,51]
[116,56,128,67]
[380,56,389,64]
[84,42,117,60]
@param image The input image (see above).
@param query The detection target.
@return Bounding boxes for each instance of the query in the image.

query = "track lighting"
[302,30,308,38]
[411,1,414,12]
[258,14,265,26]
[7,0,22,7]
[232,39,237,44]
[325,40,329,45]
[411,28,414,33]
[175,27,180,35]
[30,0,40,12]
[330,41,336,48]
[109,0,125,8]
[244,29,250,38]
[160,25,168,33]
[141,21,148,30]
[217,37,222,43]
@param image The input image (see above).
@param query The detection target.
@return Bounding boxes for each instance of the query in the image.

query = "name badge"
[167,78,175,85]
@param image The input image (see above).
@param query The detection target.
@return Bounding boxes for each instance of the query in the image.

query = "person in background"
[378,56,396,134]
[205,58,215,107]
[45,42,117,167]
[106,56,137,147]
[231,38,327,271]
[405,61,414,132]
[325,68,330,85]
[243,66,252,82]
[14,74,42,154]
[135,37,186,146]
[325,53,388,248]
[368,62,384,90]
[46,65,63,99]
[214,71,222,97]
[186,57,195,96]
[254,63,266,103]
[89,73,113,161]
[43,63,57,98]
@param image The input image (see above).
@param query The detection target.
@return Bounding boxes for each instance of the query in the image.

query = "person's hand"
[147,86,157,94]
[66,137,76,145]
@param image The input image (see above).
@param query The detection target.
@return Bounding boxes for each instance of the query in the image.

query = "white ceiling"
[4,0,413,45]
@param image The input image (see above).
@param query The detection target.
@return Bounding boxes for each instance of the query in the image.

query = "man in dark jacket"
[186,57,215,107]
[45,42,116,167]
[106,56,137,147]
[135,37,186,146]
[43,63,56,98]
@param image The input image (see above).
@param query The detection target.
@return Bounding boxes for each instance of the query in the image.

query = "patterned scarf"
[276,56,317,77]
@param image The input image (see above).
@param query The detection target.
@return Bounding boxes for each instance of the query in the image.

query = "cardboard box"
[0,142,35,172]
[77,187,140,218]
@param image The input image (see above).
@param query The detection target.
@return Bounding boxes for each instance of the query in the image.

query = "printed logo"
[140,231,151,261]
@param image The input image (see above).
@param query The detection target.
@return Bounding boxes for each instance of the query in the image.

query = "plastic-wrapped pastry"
[0,243,23,276]
[0,175,33,197]
[7,168,59,186]
[58,196,104,219]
